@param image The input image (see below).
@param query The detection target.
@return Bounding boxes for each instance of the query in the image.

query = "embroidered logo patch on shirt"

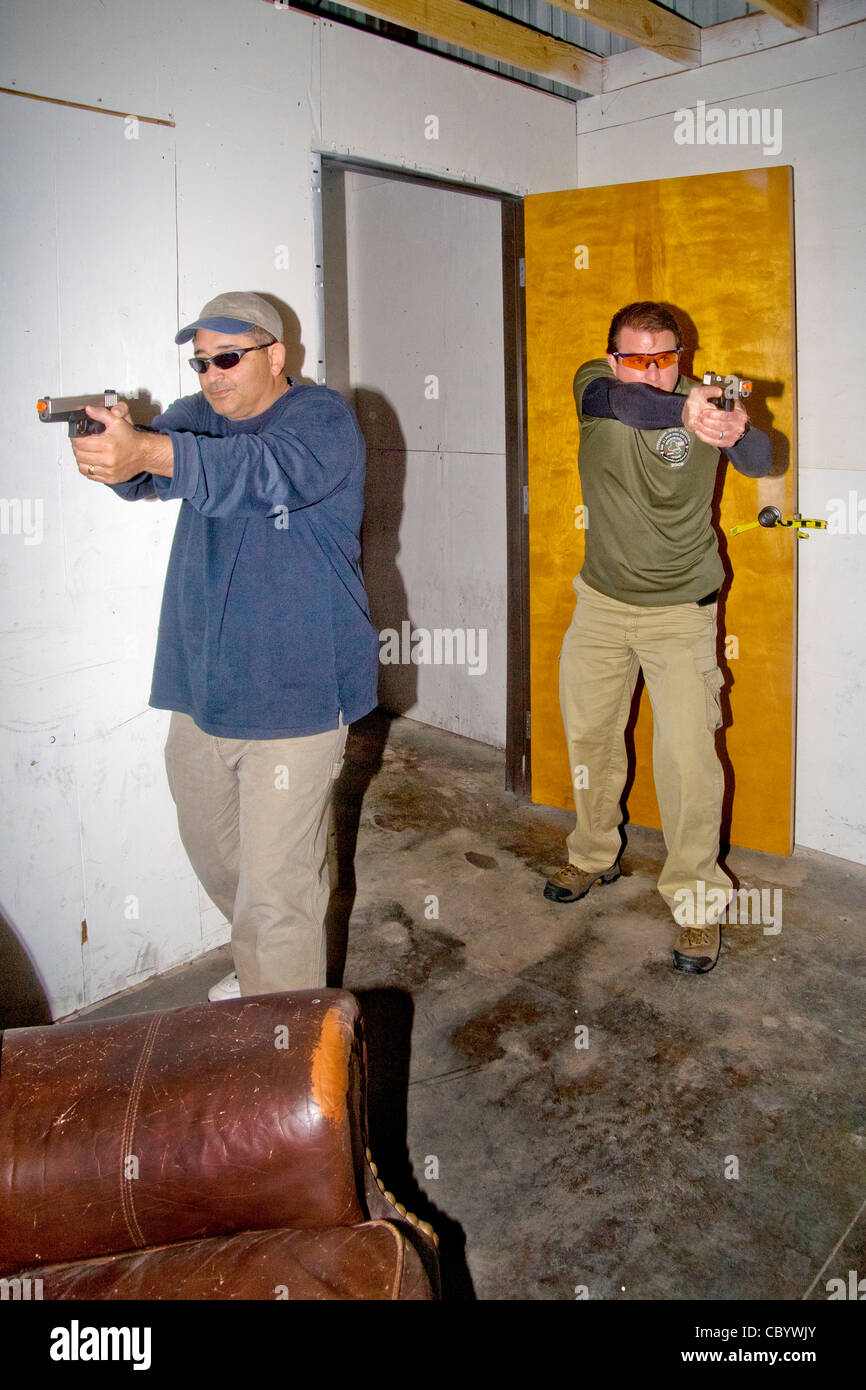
[656,427,691,467]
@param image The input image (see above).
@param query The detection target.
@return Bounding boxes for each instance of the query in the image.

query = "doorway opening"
[316,154,530,794]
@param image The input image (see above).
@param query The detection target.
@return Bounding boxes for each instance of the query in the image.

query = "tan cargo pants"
[559,576,732,920]
[164,712,347,995]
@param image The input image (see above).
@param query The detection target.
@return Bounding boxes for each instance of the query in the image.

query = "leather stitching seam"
[119,1013,163,1249]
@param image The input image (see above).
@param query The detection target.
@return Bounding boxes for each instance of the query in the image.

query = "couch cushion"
[12,1222,433,1301]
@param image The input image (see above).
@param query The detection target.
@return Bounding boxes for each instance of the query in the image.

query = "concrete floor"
[69,712,865,1302]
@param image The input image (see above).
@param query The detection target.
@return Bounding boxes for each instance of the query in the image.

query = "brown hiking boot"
[673,922,721,974]
[543,861,621,904]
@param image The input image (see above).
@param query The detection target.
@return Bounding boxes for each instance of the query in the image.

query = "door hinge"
[519,257,525,287]
[523,484,529,515]
[525,710,531,740]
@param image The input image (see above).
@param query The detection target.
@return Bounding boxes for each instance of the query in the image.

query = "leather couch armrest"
[0,990,367,1273]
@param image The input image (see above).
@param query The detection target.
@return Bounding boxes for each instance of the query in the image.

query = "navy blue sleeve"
[107,395,201,503]
[151,393,362,518]
[725,427,772,477]
[107,473,158,501]
[582,377,687,429]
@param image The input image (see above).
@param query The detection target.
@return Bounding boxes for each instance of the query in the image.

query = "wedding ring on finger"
[88,465,94,477]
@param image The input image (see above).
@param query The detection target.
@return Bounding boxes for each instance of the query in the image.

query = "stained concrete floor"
[68,712,865,1302]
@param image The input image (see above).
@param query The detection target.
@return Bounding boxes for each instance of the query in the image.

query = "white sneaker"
[208,971,240,1001]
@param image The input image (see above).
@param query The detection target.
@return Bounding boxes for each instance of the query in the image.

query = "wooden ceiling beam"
[294,0,604,92]
[751,0,817,33]
[546,0,700,67]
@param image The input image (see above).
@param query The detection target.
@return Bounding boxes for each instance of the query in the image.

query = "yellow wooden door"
[525,167,796,856]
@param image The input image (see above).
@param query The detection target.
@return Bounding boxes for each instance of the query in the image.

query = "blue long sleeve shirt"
[111,380,379,738]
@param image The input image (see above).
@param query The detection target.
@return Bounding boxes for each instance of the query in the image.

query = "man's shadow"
[354,387,418,715]
[353,986,476,1300]
[0,905,53,1031]
[325,388,418,983]
[319,385,475,1297]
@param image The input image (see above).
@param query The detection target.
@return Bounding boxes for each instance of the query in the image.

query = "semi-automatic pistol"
[37,390,157,436]
[701,373,753,413]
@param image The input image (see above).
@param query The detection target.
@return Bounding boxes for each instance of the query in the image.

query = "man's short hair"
[246,326,277,347]
[607,302,682,354]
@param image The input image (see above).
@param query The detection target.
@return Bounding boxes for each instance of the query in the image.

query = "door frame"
[314,152,531,794]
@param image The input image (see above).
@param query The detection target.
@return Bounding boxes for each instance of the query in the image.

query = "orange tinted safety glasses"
[612,350,681,370]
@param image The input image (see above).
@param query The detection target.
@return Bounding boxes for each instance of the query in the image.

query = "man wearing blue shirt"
[71,292,379,999]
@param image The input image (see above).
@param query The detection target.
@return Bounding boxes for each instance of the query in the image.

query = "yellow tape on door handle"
[730,506,828,539]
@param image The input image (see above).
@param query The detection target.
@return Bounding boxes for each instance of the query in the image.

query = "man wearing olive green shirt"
[544,302,771,974]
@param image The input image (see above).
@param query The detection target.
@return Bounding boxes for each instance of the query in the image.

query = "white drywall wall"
[0,93,189,1011]
[796,470,866,862]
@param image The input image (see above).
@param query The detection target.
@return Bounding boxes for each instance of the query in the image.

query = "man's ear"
[606,353,618,375]
[268,341,287,376]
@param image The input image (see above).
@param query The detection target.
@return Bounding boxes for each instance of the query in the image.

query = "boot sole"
[543,864,621,904]
[673,952,718,974]
[673,935,721,974]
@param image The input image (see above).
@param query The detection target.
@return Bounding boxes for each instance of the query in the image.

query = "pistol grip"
[68,415,106,437]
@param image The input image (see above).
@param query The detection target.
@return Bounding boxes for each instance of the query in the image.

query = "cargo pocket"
[704,667,725,732]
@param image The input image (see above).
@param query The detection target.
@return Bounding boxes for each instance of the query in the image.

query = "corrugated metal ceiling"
[295,0,757,101]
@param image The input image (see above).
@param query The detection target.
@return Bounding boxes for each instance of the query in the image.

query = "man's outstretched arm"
[582,377,771,476]
[722,426,772,477]
[582,376,686,430]
[71,395,362,518]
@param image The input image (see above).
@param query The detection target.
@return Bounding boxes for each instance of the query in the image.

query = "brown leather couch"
[0,988,439,1299]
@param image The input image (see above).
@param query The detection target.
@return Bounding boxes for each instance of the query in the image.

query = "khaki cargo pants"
[165,712,347,995]
[559,576,732,918]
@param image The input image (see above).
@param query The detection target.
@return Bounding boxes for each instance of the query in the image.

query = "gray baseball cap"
[174,292,284,344]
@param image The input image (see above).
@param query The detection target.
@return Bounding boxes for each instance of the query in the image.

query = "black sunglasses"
[188,343,272,374]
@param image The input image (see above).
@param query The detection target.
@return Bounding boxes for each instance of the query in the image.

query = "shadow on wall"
[676,301,791,863]
[672,303,790,478]
[322,386,417,983]
[323,381,423,1009]
[0,905,53,1028]
[354,386,419,716]
[255,296,318,387]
